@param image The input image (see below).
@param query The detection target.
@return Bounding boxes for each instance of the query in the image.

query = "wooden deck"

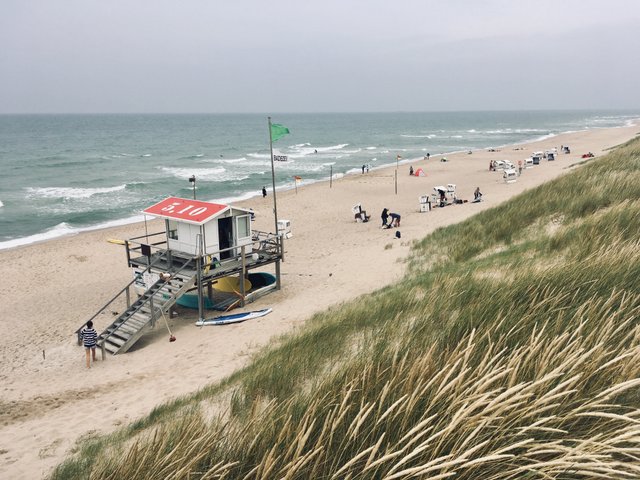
[128,242,281,284]
[125,229,283,285]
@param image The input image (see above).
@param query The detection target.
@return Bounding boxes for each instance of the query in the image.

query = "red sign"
[143,197,228,225]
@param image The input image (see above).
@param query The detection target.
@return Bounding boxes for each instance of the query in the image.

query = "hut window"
[168,220,179,240]
[236,215,250,238]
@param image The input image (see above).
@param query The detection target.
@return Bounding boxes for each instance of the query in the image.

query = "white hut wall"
[203,221,220,256]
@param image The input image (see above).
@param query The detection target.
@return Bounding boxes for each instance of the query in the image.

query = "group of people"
[380,208,401,228]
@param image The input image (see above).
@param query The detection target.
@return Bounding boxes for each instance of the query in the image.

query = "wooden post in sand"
[196,233,204,323]
[240,245,246,307]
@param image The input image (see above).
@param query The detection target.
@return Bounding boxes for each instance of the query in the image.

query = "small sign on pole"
[273,155,288,162]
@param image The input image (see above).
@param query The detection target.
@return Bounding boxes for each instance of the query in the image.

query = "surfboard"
[107,238,126,245]
[195,308,272,326]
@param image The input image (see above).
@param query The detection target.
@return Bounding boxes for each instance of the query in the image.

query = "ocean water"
[0,111,638,250]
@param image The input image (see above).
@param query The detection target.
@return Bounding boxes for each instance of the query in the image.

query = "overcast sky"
[1,0,639,113]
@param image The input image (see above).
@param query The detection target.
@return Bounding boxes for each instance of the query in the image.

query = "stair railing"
[75,250,173,345]
[97,254,197,350]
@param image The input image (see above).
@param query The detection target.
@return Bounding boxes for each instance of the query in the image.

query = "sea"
[1,110,638,250]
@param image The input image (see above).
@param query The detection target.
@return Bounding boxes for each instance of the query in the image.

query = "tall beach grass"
[52,137,640,479]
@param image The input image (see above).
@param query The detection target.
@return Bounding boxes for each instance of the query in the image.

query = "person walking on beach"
[81,320,98,368]
[381,208,389,227]
[262,186,267,198]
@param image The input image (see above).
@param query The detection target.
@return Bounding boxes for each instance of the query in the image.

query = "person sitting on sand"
[473,187,483,202]
[409,166,414,176]
[389,212,401,227]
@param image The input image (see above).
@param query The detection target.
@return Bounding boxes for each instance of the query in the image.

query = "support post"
[240,245,246,306]
[196,234,204,323]
[125,240,131,267]
[150,295,155,327]
[268,117,279,237]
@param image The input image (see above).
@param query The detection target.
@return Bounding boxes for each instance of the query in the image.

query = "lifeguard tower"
[79,197,284,355]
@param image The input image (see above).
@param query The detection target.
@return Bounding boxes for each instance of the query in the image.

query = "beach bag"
[395,231,401,239]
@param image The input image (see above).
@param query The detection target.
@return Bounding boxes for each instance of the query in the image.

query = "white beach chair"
[503,168,518,183]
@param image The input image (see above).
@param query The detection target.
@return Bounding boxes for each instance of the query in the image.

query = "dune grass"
[52,138,640,479]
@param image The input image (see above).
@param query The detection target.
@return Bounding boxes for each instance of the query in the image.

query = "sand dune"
[0,123,637,478]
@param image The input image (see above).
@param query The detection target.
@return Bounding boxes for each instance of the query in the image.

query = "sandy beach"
[0,123,637,478]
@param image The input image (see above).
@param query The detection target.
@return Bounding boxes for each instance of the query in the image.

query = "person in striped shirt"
[81,320,98,368]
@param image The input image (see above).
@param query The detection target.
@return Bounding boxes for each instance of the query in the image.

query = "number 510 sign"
[143,197,228,225]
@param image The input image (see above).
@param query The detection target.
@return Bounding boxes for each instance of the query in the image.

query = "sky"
[1,0,640,113]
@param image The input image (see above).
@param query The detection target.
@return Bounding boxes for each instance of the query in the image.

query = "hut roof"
[143,196,250,226]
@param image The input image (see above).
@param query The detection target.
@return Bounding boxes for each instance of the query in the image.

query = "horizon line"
[2,108,640,116]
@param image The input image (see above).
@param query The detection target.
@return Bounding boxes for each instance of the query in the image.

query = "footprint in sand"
[38,438,62,459]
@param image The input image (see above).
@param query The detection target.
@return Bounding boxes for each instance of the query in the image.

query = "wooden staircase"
[98,272,196,355]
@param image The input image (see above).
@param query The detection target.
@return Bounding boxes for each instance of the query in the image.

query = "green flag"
[271,123,290,142]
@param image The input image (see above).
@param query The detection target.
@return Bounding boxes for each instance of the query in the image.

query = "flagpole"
[268,117,279,237]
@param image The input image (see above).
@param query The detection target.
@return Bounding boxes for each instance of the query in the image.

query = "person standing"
[381,208,389,227]
[81,320,98,368]
[362,164,366,174]
[262,186,267,198]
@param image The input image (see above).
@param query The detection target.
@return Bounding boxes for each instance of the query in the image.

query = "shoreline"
[0,123,638,478]
[1,121,636,252]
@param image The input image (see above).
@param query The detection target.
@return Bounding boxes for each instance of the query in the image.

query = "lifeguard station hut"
[79,196,284,355]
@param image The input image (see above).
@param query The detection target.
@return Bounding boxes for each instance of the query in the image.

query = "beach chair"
[419,195,431,212]
[352,203,369,222]
[503,168,518,183]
